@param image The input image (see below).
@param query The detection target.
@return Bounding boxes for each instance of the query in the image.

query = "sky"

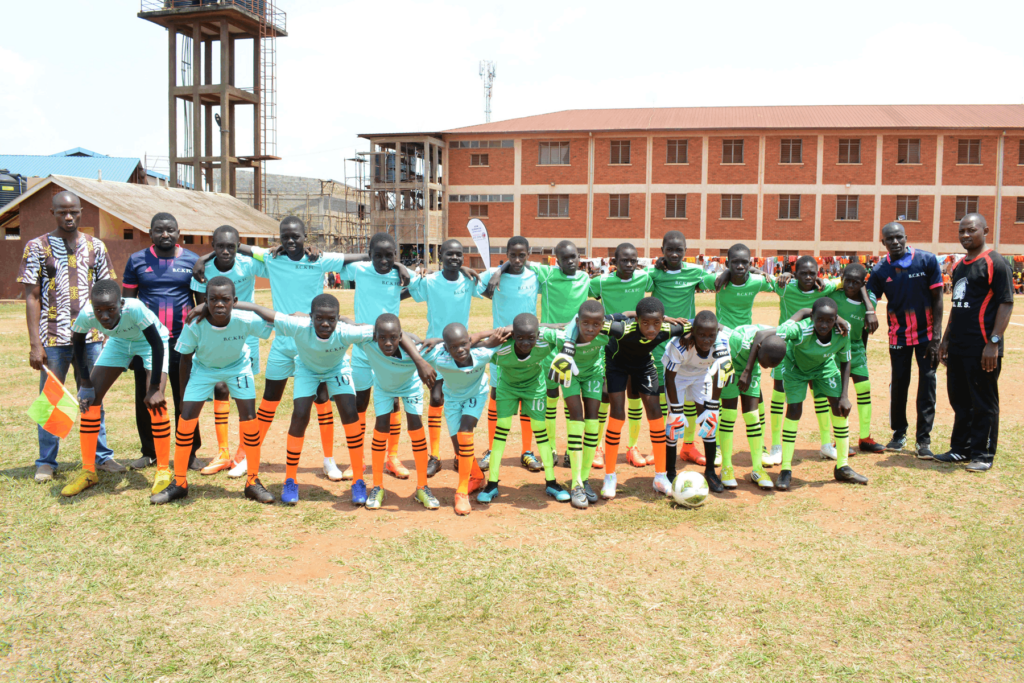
[2,0,1022,180]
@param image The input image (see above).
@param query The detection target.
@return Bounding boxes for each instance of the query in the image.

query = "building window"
[610,141,631,165]
[123,228,133,240]
[449,194,513,202]
[957,139,981,165]
[722,139,744,164]
[539,142,570,165]
[778,195,801,219]
[839,139,861,164]
[721,194,743,219]
[469,204,488,217]
[780,139,802,164]
[1017,197,1024,222]
[896,195,919,221]
[667,140,688,164]
[836,196,859,221]
[609,194,630,218]
[5,227,20,240]
[182,235,194,244]
[538,194,569,217]
[470,153,489,166]
[665,194,686,218]
[897,139,921,164]
[1019,140,1024,165]
[450,140,513,148]
[955,196,978,221]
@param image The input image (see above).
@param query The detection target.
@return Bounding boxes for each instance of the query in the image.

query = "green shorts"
[721,368,761,401]
[782,360,841,404]
[850,341,868,378]
[563,372,605,401]
[495,386,546,420]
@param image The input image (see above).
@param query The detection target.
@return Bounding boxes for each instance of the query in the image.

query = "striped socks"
[627,398,643,448]
[854,380,872,440]
[813,394,832,448]
[256,399,280,446]
[582,418,599,481]
[149,406,171,471]
[743,410,764,472]
[488,417,511,483]
[173,417,199,487]
[567,419,584,487]
[533,419,556,479]
[79,405,102,473]
[241,419,261,485]
[833,415,850,469]
[781,417,799,470]
[213,399,229,452]
[388,410,401,457]
[427,405,443,458]
[718,408,737,474]
[545,397,558,452]
[371,428,388,487]
[770,389,786,449]
[343,419,364,482]
[649,417,667,473]
[285,433,305,481]
[409,426,428,488]
[316,401,334,463]
[519,413,533,454]
[604,416,623,474]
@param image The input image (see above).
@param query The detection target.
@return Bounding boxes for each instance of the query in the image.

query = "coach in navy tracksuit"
[867,222,944,458]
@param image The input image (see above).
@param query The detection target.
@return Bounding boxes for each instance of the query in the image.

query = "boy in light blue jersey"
[479,236,540,472]
[408,238,482,475]
[234,295,379,506]
[190,225,269,473]
[351,314,439,511]
[153,277,273,505]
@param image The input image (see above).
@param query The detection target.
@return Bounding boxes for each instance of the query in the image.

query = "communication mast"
[479,60,496,123]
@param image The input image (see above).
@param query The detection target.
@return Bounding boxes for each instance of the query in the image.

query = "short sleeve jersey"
[190,254,268,304]
[491,328,561,393]
[122,245,198,339]
[705,273,775,329]
[561,328,612,379]
[354,341,422,395]
[258,249,349,317]
[867,247,943,346]
[588,270,653,316]
[948,249,1015,356]
[531,264,591,323]
[174,310,273,369]
[478,268,539,328]
[338,261,416,361]
[72,297,168,343]
[273,314,375,375]
[606,320,690,369]
[727,324,773,371]
[777,318,851,374]
[409,271,481,338]
[828,290,877,344]
[424,346,497,402]
[648,265,706,318]
[775,279,838,326]
[662,330,731,380]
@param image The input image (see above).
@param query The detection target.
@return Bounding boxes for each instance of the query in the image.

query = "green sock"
[782,417,799,470]
[596,402,609,448]
[488,417,512,482]
[743,410,764,472]
[683,401,698,445]
[833,415,850,468]
[813,394,832,448]
[627,398,643,448]
[771,389,786,448]
[718,408,738,475]
[545,397,558,452]
[854,380,871,440]
[567,420,585,487]
[659,392,668,421]
[534,420,556,479]
[758,400,767,450]
[582,418,599,481]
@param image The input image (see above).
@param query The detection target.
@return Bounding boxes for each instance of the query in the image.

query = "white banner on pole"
[467,218,491,270]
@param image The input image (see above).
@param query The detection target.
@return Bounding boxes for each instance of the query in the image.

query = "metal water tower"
[138,0,287,210]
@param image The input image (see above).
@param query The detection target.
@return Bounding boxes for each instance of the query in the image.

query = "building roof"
[0,175,279,238]
[0,154,143,183]
[50,147,109,158]
[441,104,1024,135]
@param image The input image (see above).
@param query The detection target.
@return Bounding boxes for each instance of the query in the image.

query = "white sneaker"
[767,445,782,466]
[323,458,344,481]
[820,443,838,461]
[601,473,617,500]
[749,470,774,489]
[652,473,671,495]
[227,458,248,478]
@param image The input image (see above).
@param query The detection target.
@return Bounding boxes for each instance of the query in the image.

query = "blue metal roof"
[50,147,109,158]
[0,155,142,183]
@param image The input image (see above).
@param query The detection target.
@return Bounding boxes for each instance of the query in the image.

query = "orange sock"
[409,426,428,488]
[388,411,401,457]
[79,405,102,473]
[256,399,280,446]
[214,400,230,451]
[241,419,261,485]
[316,401,334,461]
[285,433,305,481]
[371,428,388,487]
[173,417,199,487]
[649,417,666,473]
[520,413,533,454]
[343,420,364,482]
[149,406,171,471]
[427,405,443,458]
[456,431,476,494]
[604,416,623,474]
[487,396,497,446]
[357,411,367,450]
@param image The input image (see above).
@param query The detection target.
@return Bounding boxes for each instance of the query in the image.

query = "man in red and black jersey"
[936,214,1013,472]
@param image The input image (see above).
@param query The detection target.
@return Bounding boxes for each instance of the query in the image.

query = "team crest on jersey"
[951,277,968,307]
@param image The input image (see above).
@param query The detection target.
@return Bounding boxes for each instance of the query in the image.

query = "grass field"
[1,291,1022,682]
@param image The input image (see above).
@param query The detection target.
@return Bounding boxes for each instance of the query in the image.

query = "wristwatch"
[990,334,1002,345]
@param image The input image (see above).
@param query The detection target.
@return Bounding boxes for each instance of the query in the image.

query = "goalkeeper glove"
[696,400,720,440]
[666,403,688,441]
[548,343,578,388]
[717,359,735,388]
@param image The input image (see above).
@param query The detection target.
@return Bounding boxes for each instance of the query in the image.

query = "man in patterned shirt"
[18,190,122,481]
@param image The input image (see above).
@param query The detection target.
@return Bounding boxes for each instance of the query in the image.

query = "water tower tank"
[0,170,27,210]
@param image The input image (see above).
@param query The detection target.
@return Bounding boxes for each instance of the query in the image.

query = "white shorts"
[671,372,712,405]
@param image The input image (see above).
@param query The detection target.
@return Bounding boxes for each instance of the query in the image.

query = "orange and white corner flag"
[27,366,80,438]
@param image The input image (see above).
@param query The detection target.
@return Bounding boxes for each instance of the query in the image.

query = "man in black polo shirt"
[867,222,944,458]
[936,214,1013,472]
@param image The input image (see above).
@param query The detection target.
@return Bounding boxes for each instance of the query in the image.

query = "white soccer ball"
[671,471,709,508]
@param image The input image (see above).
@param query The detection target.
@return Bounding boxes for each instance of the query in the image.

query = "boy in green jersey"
[827,263,885,453]
[775,298,868,490]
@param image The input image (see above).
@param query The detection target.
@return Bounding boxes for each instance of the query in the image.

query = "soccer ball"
[671,472,709,508]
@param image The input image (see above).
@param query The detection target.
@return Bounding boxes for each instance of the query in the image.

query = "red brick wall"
[882,135,937,185]
[762,194,816,241]
[820,194,874,242]
[999,195,1024,244]
[520,193,586,240]
[593,137,646,184]
[447,147,514,186]
[650,192,700,241]
[521,138,589,185]
[592,193,645,240]
[764,135,817,184]
[938,195,996,242]
[447,202,514,242]
[942,134,998,186]
[652,137,702,184]
[707,136,759,184]
[706,193,756,240]
[880,194,934,242]
[822,135,877,185]
[1001,136,1024,186]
